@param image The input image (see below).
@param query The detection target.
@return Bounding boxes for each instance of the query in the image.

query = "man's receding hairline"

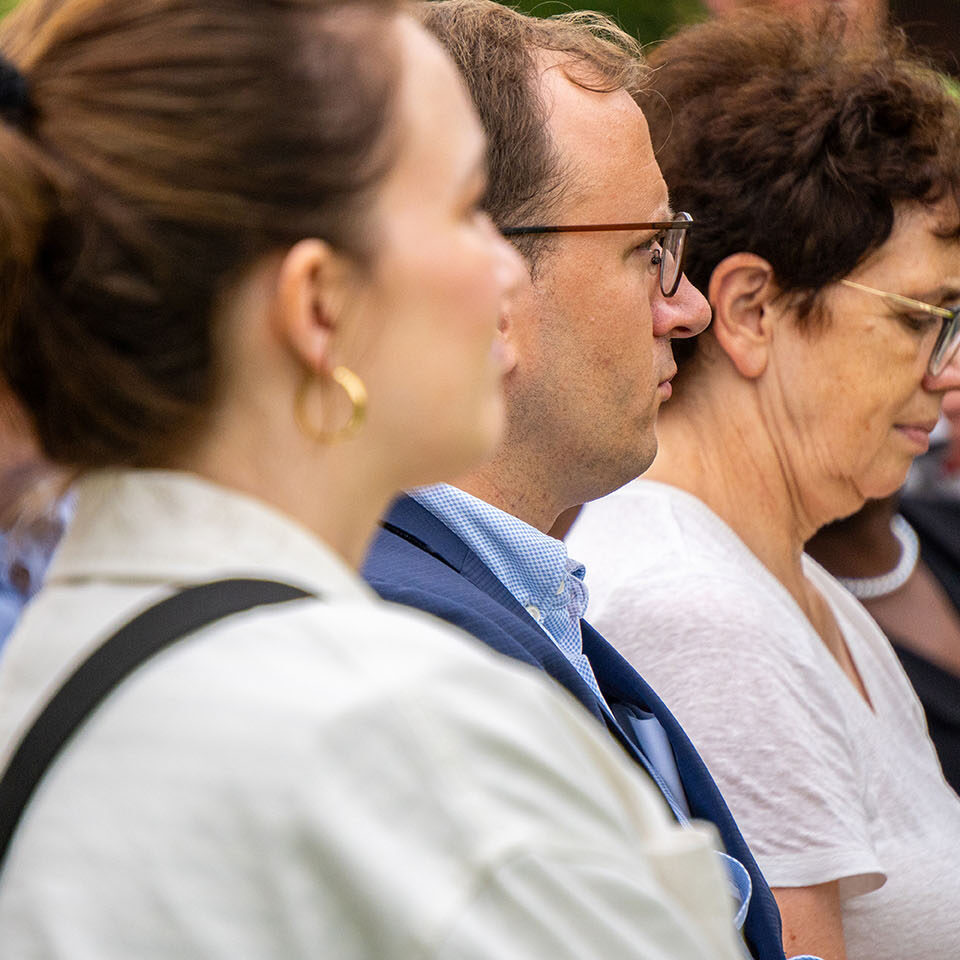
[533,46,633,99]
[535,62,666,225]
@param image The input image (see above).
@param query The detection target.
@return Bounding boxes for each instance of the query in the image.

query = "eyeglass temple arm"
[500,221,694,237]
[840,279,955,319]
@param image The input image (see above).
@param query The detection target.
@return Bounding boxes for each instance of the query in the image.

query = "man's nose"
[653,272,711,339]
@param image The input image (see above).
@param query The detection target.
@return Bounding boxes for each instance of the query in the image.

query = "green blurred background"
[510,0,707,43]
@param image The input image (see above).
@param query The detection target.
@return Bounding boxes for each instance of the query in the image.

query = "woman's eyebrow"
[911,284,960,306]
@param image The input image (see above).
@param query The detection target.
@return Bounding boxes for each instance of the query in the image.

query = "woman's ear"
[271,238,357,373]
[707,252,778,379]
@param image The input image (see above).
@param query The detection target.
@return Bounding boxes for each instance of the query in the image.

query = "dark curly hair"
[641,11,960,348]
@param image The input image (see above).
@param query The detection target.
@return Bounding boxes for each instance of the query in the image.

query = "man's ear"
[707,252,778,379]
[271,238,357,373]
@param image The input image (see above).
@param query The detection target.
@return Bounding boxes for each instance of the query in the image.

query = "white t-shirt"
[0,470,743,960]
[569,478,960,960]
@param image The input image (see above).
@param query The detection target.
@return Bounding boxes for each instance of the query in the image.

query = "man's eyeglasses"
[501,212,694,298]
[840,278,960,376]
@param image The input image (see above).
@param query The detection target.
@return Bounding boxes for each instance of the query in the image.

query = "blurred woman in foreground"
[0,1,745,958]
[569,13,960,960]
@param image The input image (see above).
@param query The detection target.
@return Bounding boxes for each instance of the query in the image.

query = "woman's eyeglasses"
[841,278,960,377]
[501,212,693,298]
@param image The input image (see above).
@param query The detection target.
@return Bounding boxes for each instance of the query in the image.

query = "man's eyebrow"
[640,207,675,235]
[653,199,674,222]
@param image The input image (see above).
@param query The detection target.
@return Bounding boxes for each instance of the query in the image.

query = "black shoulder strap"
[0,577,312,873]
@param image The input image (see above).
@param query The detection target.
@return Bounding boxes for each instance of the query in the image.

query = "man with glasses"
[364,4,790,958]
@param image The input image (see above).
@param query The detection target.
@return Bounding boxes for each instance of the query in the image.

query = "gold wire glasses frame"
[500,212,694,298]
[840,278,960,377]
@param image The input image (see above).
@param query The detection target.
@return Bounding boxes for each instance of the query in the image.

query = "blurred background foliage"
[0,0,17,17]
[511,0,707,44]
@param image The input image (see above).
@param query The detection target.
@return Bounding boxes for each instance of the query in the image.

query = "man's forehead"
[534,52,668,220]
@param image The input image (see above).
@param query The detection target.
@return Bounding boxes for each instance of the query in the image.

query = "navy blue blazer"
[363,494,785,960]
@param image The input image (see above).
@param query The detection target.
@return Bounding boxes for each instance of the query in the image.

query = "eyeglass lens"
[930,310,960,376]
[659,220,687,297]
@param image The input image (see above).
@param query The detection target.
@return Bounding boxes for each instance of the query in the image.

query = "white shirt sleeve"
[434,836,741,960]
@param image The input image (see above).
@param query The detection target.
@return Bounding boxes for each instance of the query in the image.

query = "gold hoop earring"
[295,365,367,443]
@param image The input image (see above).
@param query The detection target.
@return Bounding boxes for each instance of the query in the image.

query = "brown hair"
[0,0,401,469]
[420,0,650,266]
[641,11,960,339]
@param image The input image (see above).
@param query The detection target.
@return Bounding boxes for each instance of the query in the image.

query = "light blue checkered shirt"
[410,483,607,704]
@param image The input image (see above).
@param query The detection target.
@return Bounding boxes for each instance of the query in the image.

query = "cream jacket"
[0,470,741,960]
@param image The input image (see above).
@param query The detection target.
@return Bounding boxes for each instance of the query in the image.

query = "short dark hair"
[0,0,401,469]
[421,0,650,266]
[641,11,960,331]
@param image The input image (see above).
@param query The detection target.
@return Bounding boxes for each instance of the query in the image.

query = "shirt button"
[525,604,541,620]
[556,581,565,595]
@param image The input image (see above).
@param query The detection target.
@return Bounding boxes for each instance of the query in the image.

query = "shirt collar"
[409,483,587,615]
[47,469,372,604]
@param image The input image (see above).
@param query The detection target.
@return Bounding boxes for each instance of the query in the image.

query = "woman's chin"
[857,466,912,505]
[466,394,507,465]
